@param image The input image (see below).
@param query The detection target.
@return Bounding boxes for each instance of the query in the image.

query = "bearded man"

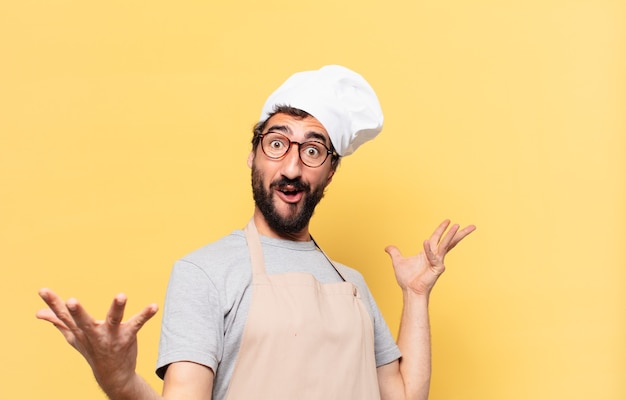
[37,65,475,400]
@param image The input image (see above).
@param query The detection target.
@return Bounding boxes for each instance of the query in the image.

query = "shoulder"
[168,230,252,290]
[164,230,253,309]
[176,230,248,272]
[332,261,375,302]
[333,261,368,287]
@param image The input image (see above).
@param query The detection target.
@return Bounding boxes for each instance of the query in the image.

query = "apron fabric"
[224,220,381,400]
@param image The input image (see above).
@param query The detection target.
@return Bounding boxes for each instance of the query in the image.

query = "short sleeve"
[156,260,223,378]
[364,287,402,367]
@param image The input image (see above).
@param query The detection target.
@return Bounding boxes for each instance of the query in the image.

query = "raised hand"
[36,288,158,394]
[385,220,476,296]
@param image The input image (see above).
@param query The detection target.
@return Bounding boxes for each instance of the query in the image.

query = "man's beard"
[251,166,326,235]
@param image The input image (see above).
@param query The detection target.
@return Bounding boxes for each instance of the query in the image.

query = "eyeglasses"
[259,131,337,168]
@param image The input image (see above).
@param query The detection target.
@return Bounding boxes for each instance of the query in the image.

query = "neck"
[252,208,311,242]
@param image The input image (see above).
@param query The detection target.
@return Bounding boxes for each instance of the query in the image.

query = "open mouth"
[277,185,303,203]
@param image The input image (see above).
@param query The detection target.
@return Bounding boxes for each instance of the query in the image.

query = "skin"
[37,112,475,400]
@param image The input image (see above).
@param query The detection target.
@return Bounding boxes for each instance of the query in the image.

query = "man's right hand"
[36,288,159,397]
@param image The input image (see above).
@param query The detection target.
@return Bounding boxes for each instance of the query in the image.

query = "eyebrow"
[265,124,291,135]
[265,125,330,145]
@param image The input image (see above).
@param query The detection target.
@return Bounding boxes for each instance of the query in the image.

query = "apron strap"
[310,235,348,282]
[244,218,348,283]
[244,219,266,275]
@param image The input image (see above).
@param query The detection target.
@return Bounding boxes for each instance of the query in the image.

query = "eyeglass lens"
[261,132,330,167]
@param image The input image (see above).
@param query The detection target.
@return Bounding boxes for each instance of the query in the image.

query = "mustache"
[270,177,310,192]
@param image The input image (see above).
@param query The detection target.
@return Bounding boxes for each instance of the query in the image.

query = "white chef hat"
[259,65,383,156]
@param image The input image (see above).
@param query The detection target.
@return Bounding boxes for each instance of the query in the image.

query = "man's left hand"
[385,219,476,296]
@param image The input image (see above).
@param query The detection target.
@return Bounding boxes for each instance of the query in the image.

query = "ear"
[247,151,255,168]
[326,169,335,186]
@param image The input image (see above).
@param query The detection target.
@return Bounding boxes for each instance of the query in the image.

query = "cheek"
[307,171,333,190]
[319,165,335,184]
[252,163,275,189]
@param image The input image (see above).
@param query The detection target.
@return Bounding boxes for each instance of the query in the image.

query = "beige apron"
[224,220,380,400]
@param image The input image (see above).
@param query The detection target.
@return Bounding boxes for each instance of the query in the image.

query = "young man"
[37,65,475,400]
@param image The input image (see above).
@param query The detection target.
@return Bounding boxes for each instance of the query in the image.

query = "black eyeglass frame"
[257,132,338,168]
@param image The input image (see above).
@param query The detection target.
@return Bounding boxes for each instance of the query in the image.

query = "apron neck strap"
[244,219,266,274]
[243,218,348,282]
[310,235,348,282]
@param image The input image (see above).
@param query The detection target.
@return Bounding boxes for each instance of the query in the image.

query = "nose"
[279,143,303,179]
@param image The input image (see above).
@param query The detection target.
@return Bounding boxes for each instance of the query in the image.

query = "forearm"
[383,220,475,400]
[396,290,432,400]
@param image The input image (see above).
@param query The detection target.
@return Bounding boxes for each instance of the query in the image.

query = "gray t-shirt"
[156,230,401,399]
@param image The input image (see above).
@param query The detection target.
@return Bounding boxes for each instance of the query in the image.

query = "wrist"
[402,288,431,306]
[96,370,139,400]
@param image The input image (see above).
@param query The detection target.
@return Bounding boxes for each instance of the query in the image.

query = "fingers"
[106,294,159,335]
[38,289,155,332]
[384,245,403,262]
[67,293,137,331]
[36,308,68,329]
[38,288,79,331]
[430,220,476,253]
[38,287,159,357]
[387,220,475,257]
[39,288,105,340]
[438,223,460,251]
[126,304,159,335]
[423,240,445,275]
[429,219,451,247]
[66,297,97,332]
[37,308,78,345]
[37,289,83,345]
[447,224,477,251]
[106,293,128,327]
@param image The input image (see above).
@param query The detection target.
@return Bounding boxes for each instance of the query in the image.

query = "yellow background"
[1,1,624,399]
